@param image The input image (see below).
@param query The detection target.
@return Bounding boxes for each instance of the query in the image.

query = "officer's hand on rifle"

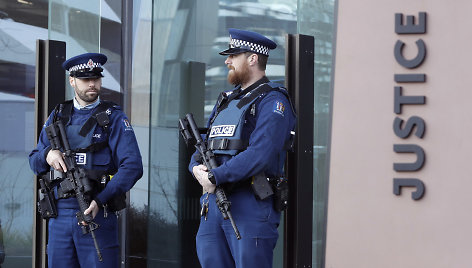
[46,149,68,172]
[192,165,216,194]
[82,200,99,224]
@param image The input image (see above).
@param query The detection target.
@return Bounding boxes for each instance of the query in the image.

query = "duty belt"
[42,169,113,199]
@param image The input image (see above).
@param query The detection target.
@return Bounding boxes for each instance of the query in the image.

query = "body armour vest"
[54,100,115,172]
[66,110,105,170]
[208,82,294,157]
[52,101,116,208]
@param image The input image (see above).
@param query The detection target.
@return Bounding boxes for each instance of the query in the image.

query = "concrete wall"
[326,1,472,267]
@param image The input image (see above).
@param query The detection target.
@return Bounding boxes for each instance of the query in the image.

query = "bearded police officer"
[29,53,143,267]
[189,29,296,268]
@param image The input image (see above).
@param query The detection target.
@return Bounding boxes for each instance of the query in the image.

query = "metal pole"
[33,39,66,268]
[284,34,315,268]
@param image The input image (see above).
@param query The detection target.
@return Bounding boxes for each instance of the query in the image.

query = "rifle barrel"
[90,229,103,261]
[226,211,241,240]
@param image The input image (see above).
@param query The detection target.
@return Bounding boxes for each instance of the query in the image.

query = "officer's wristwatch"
[208,170,216,184]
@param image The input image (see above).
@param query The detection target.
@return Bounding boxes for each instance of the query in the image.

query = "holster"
[272,178,289,212]
[251,173,289,212]
[251,173,274,200]
[37,177,58,219]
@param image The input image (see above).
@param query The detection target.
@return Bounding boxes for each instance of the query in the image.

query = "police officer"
[29,53,143,267]
[189,29,296,268]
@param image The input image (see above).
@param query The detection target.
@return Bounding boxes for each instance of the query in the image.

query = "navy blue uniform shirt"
[29,101,143,205]
[189,76,296,185]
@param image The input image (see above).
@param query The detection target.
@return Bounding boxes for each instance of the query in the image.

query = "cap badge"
[87,59,94,70]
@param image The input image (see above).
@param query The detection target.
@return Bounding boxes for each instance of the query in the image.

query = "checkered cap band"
[230,38,270,56]
[68,59,103,72]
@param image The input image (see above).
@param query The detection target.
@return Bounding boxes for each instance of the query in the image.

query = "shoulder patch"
[273,100,285,116]
[123,119,134,131]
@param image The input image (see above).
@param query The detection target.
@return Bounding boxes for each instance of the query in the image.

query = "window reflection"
[148,0,298,267]
[0,0,335,267]
[298,1,336,267]
[0,1,48,266]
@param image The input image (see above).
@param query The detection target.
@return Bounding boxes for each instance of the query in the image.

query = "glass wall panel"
[148,2,204,266]
[49,0,100,102]
[49,0,122,103]
[148,0,297,267]
[47,0,132,265]
[298,0,336,267]
[6,0,340,267]
[0,1,48,266]
[127,0,152,265]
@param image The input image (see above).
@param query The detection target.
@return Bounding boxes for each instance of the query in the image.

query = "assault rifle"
[45,120,103,261]
[179,113,241,240]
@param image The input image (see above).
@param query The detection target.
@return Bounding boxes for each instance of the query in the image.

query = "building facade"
[3,0,470,267]
[0,0,333,267]
[326,1,472,268]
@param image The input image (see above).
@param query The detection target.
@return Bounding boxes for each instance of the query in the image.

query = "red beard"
[227,62,250,86]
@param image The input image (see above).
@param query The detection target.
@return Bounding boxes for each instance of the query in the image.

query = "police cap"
[219,28,277,57]
[62,53,107,79]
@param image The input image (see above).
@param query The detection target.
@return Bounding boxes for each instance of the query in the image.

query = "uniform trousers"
[196,187,280,268]
[47,207,119,268]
